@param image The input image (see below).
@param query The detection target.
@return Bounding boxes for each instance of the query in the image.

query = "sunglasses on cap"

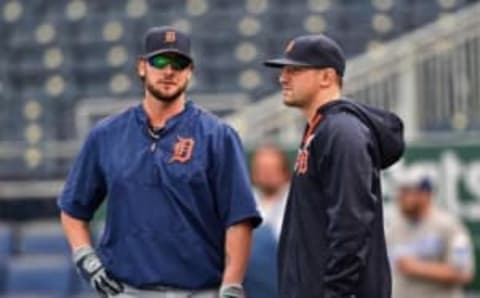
[147,54,191,70]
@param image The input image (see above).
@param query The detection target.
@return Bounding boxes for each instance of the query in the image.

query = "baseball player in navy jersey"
[58,26,261,298]
[264,34,405,297]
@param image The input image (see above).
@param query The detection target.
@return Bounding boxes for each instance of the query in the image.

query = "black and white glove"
[74,246,124,297]
[219,283,245,298]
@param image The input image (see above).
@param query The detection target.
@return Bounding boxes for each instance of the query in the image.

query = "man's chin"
[151,93,179,103]
[283,98,298,107]
[147,84,186,103]
[158,91,180,102]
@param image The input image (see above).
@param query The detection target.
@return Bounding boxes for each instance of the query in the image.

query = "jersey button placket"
[146,127,163,184]
[147,127,161,152]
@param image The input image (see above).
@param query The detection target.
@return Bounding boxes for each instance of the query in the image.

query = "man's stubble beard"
[146,79,189,103]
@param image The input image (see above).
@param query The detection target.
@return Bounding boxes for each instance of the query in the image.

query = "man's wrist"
[73,245,103,275]
[73,245,95,262]
[219,283,244,297]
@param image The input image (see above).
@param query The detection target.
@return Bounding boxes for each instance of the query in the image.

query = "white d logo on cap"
[165,31,176,43]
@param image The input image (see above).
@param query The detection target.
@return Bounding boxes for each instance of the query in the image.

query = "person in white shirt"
[251,144,290,239]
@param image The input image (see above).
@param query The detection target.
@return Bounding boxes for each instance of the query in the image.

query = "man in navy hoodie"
[264,34,405,297]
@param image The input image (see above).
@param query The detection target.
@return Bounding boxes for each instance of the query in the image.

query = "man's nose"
[162,65,175,76]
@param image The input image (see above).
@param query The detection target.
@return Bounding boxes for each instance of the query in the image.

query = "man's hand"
[219,283,245,298]
[74,246,123,297]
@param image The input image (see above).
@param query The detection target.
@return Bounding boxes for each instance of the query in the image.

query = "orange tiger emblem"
[295,149,309,175]
[170,136,194,163]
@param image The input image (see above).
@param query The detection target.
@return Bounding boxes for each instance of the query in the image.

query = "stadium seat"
[7,64,48,92]
[6,18,37,48]
[393,0,442,29]
[207,0,245,11]
[9,45,46,68]
[17,221,70,255]
[71,15,135,46]
[0,223,13,293]
[69,40,111,67]
[266,8,306,39]
[87,0,130,15]
[72,63,115,98]
[0,223,13,259]
[141,12,176,33]
[200,63,243,91]
[3,255,73,298]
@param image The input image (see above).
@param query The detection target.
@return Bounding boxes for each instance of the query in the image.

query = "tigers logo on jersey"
[295,134,315,175]
[165,31,176,43]
[295,149,309,175]
[170,136,194,163]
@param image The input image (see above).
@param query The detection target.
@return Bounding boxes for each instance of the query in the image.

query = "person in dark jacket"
[264,34,405,298]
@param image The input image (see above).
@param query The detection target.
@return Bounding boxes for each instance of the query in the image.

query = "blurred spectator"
[244,144,291,298]
[251,144,290,238]
[387,176,475,298]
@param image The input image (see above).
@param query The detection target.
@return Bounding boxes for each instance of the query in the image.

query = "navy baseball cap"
[141,26,192,62]
[264,34,346,77]
[398,176,434,193]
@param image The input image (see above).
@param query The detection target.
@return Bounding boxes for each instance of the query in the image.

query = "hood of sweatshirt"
[319,99,405,169]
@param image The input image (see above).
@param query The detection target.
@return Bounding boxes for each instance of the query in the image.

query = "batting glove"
[73,246,124,297]
[219,283,245,298]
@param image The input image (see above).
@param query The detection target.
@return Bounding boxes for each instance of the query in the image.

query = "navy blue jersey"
[58,100,261,289]
[278,99,404,298]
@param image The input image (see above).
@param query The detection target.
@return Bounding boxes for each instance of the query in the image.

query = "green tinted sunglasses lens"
[149,55,190,70]
[173,57,191,70]
[149,56,170,69]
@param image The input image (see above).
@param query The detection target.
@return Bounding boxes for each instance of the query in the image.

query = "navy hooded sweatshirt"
[278,99,404,298]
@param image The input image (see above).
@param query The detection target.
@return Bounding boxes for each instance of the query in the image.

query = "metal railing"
[226,1,480,147]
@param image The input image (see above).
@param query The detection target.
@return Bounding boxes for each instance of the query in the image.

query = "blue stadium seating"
[0,224,13,293]
[17,221,70,255]
[3,255,73,298]
[0,0,478,180]
[207,0,245,11]
[70,272,97,298]
[0,224,13,259]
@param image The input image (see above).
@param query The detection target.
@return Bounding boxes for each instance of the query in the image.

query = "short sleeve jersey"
[58,100,261,289]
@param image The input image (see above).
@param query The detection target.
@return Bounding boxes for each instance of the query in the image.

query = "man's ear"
[186,65,194,80]
[188,64,194,78]
[137,58,146,78]
[317,68,336,87]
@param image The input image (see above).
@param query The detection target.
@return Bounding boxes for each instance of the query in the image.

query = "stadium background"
[1,0,480,296]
